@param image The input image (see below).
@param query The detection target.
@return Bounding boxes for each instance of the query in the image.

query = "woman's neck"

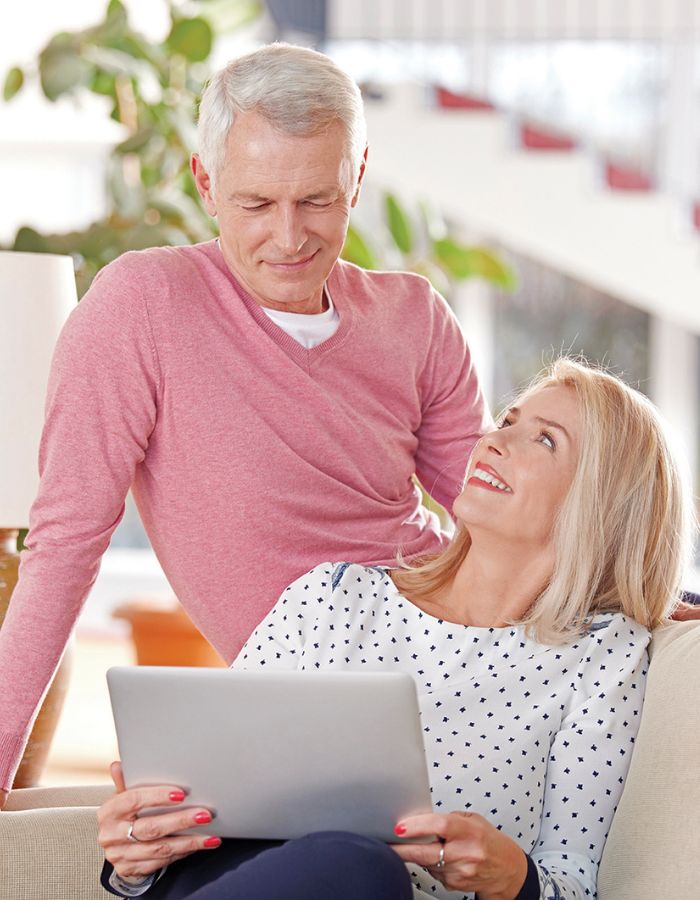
[422,538,553,628]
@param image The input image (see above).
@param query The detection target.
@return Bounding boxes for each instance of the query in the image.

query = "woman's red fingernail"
[394,824,406,835]
[204,836,221,848]
[194,811,212,824]
[169,790,186,802]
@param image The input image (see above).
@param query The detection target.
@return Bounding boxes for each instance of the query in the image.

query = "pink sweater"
[0,240,489,789]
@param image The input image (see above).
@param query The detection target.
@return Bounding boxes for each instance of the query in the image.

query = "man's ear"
[191,154,217,217]
[350,145,369,208]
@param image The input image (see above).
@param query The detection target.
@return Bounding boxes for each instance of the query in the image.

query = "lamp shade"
[0,251,77,528]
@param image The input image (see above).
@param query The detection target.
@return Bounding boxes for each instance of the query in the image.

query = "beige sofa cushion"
[1,785,112,900]
[598,620,700,899]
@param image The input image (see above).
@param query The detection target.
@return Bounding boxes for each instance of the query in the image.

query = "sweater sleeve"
[230,563,335,672]
[529,619,650,899]
[0,254,160,791]
[413,289,492,515]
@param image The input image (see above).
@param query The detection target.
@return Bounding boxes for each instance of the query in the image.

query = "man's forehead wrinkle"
[229,179,341,198]
[229,158,344,181]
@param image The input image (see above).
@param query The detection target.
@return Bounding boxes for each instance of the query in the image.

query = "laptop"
[107,666,433,842]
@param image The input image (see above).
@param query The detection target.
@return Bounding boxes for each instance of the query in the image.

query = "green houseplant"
[3,0,261,296]
[343,192,515,299]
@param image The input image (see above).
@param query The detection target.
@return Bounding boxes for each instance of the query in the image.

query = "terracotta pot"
[0,528,74,788]
[113,598,225,668]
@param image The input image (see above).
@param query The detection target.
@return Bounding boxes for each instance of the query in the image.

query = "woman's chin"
[453,493,499,528]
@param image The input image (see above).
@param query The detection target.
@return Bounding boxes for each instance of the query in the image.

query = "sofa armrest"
[1,785,113,900]
[4,784,113,812]
[598,620,700,899]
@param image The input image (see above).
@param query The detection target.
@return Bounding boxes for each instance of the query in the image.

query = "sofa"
[1,620,699,900]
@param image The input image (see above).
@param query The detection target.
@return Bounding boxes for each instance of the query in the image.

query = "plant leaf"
[3,66,24,101]
[463,246,517,289]
[107,0,128,27]
[342,224,380,270]
[90,69,117,97]
[195,0,263,33]
[88,0,129,43]
[433,238,516,289]
[166,18,213,63]
[115,127,157,155]
[432,237,475,279]
[384,192,413,255]
[39,40,93,100]
[13,227,51,253]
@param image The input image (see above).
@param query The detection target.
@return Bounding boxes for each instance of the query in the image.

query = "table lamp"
[0,250,77,786]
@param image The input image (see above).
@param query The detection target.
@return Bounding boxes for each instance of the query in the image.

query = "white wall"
[364,87,700,336]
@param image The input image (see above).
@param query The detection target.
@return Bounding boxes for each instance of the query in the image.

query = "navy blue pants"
[146,831,412,899]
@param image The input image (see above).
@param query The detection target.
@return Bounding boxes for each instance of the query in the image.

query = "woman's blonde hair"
[393,358,695,643]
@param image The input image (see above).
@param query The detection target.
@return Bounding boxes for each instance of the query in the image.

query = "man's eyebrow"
[230,192,269,202]
[230,188,339,203]
[303,189,337,200]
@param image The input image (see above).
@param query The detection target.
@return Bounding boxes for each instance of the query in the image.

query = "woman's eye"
[498,417,512,429]
[539,432,556,450]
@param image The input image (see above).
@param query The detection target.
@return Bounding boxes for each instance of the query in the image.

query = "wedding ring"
[126,821,143,843]
[435,843,446,869]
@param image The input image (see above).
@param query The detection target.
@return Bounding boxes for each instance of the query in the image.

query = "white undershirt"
[261,287,340,349]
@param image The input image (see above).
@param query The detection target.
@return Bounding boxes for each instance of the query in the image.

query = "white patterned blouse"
[232,562,650,900]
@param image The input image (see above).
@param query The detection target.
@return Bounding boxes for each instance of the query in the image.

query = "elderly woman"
[99,359,693,900]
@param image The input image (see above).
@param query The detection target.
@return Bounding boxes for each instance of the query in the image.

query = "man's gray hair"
[197,43,367,194]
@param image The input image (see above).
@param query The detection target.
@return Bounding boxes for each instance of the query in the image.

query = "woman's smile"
[467,462,513,493]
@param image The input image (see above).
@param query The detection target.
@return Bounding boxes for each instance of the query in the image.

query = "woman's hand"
[97,761,221,881]
[391,811,528,900]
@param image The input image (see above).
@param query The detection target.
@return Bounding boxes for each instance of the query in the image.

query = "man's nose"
[273,208,307,257]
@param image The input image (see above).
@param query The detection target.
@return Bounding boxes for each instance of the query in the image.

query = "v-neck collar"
[209,240,354,370]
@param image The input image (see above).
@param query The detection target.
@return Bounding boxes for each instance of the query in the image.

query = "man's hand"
[391,811,528,900]
[672,601,700,621]
[0,789,7,811]
[98,761,221,881]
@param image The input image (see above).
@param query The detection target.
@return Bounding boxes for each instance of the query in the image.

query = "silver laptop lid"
[107,666,433,842]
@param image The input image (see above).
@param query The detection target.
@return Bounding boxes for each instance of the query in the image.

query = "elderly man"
[0,44,489,805]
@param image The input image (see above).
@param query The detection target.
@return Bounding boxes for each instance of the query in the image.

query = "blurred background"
[2,0,699,784]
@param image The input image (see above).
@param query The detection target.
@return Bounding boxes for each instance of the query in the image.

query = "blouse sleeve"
[230,563,336,672]
[530,618,650,898]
